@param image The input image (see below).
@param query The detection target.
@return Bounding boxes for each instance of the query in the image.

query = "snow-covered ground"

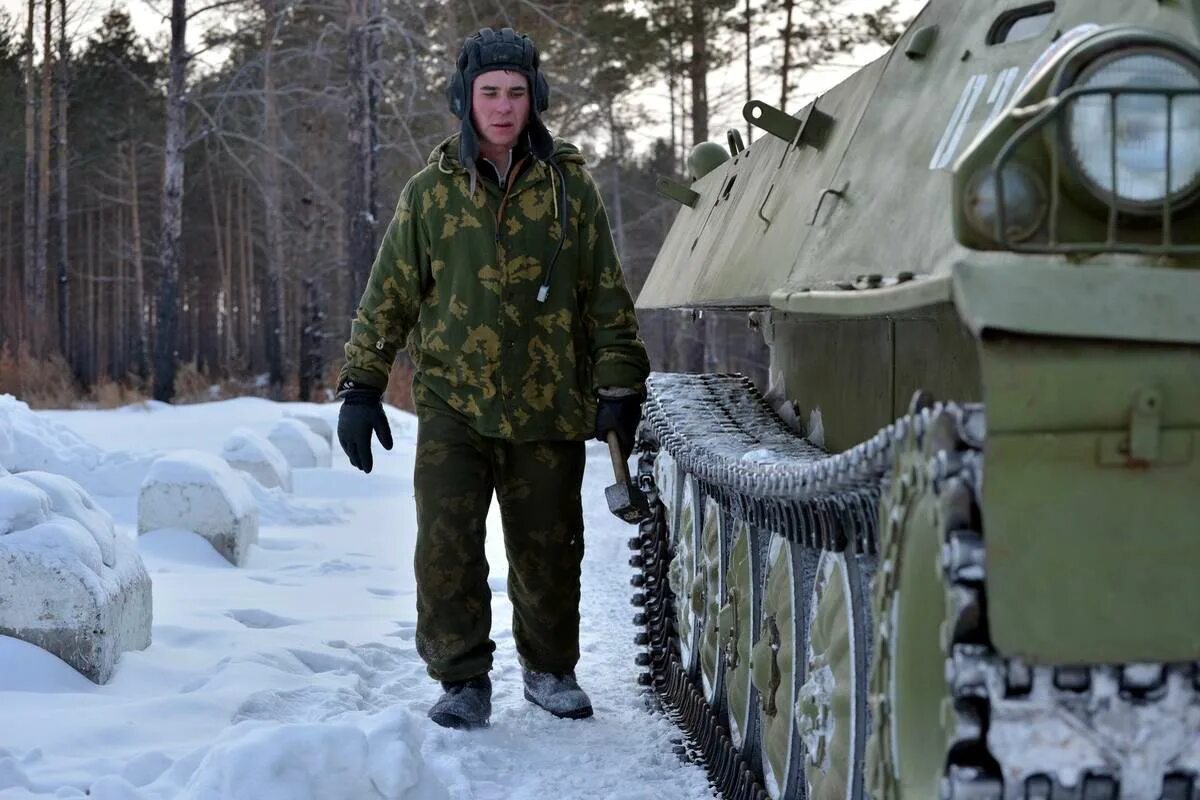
[0,397,712,800]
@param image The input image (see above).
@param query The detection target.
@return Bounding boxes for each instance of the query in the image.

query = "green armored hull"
[629,2,1200,798]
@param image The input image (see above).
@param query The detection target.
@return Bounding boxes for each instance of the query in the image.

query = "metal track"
[629,372,1200,800]
[630,372,900,800]
[638,372,906,555]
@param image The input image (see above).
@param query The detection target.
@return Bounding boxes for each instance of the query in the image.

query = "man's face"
[471,69,530,151]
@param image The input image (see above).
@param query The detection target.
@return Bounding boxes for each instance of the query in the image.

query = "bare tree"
[260,0,285,397]
[154,0,187,401]
[21,0,35,349]
[344,0,379,313]
[35,0,51,354]
[778,0,794,110]
[55,0,68,355]
[688,0,710,144]
[774,0,903,112]
[127,130,148,380]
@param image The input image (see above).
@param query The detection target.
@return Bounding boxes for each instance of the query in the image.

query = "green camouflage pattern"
[413,394,586,682]
[340,134,650,441]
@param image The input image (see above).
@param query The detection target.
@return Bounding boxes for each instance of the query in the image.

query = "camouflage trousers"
[413,399,586,683]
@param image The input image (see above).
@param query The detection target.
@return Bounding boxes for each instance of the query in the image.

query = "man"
[335,27,650,731]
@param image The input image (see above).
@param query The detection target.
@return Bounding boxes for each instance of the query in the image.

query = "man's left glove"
[594,392,644,461]
[337,386,394,474]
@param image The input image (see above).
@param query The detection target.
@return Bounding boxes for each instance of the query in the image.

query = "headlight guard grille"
[992,83,1200,255]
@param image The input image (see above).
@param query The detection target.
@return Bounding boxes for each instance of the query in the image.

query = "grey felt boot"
[522,668,593,720]
[428,674,492,730]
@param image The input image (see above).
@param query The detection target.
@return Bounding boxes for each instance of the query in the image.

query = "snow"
[0,395,713,799]
[220,428,293,492]
[0,470,153,684]
[138,452,259,567]
[0,396,156,497]
[268,418,332,470]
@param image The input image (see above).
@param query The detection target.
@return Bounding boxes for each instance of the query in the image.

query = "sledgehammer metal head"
[604,431,650,524]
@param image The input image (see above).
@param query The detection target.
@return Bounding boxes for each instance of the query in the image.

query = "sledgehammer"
[605,431,650,524]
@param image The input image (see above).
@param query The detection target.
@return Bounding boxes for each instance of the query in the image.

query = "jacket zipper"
[494,155,528,244]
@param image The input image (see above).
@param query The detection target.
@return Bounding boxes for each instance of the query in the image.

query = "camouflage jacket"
[339,134,650,442]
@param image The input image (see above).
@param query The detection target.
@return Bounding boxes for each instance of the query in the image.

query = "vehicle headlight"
[964,162,1048,242]
[1065,49,1200,214]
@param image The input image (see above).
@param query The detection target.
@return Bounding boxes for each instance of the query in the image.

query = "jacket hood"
[428,133,585,172]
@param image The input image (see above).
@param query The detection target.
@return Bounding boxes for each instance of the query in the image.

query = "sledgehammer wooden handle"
[606,430,629,482]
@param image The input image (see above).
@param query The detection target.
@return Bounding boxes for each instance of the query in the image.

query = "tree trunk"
[116,204,127,376]
[154,0,187,402]
[98,209,108,379]
[780,0,796,112]
[261,0,285,398]
[205,160,226,375]
[56,0,69,358]
[688,0,708,145]
[239,178,252,370]
[667,65,677,174]
[85,204,94,383]
[677,40,689,157]
[298,278,323,402]
[2,197,13,344]
[22,0,37,351]
[128,135,148,381]
[745,0,753,143]
[35,0,52,355]
[608,108,626,264]
[223,178,234,369]
[345,0,374,314]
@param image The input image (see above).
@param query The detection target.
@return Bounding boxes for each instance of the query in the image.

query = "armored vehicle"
[628,2,1200,798]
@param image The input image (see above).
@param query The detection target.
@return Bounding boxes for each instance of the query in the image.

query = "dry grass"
[0,342,373,410]
[171,361,219,405]
[90,376,148,409]
[0,342,84,409]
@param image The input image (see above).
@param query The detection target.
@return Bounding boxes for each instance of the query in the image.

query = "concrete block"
[138,450,258,566]
[284,412,333,449]
[0,471,152,684]
[221,429,292,492]
[268,418,332,469]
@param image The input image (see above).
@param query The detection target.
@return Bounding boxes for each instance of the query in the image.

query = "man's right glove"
[594,392,644,461]
[337,385,394,474]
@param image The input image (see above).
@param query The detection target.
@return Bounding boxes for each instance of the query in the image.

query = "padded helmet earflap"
[447,44,470,119]
[528,50,550,112]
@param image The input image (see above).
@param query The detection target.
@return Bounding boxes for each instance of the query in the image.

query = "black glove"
[594,394,643,460]
[337,387,393,473]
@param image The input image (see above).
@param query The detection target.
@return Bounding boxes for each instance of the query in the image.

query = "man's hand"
[594,391,643,461]
[337,387,394,473]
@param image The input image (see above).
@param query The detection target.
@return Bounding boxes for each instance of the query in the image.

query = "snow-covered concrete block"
[268,419,332,470]
[284,412,333,449]
[220,429,292,492]
[0,394,154,496]
[0,470,152,684]
[139,451,258,566]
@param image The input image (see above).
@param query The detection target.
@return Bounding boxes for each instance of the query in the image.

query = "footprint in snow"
[226,609,301,629]
[277,558,367,574]
[254,537,316,552]
[232,685,365,724]
[246,575,301,587]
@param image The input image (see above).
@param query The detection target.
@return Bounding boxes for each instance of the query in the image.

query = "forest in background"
[0,0,907,408]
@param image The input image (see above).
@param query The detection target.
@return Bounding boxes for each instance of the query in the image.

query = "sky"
[0,0,928,155]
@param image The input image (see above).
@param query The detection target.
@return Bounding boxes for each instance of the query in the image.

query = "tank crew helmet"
[447,27,554,168]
